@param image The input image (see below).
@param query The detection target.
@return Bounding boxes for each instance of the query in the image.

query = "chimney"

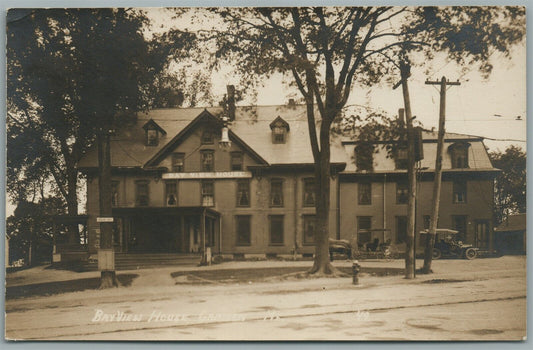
[288,98,296,107]
[227,85,236,121]
[398,108,405,127]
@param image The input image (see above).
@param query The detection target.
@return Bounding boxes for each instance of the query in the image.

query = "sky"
[144,7,526,153]
[2,5,528,218]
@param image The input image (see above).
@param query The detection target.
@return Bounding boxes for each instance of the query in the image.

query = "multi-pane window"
[395,146,408,170]
[231,152,243,171]
[357,216,372,246]
[201,181,214,206]
[171,153,185,172]
[111,181,119,207]
[146,129,158,146]
[355,142,374,172]
[303,178,315,207]
[269,215,284,245]
[201,150,214,172]
[270,178,284,207]
[396,216,408,243]
[236,215,251,246]
[303,215,316,245]
[236,180,250,207]
[165,181,178,206]
[358,182,371,205]
[201,130,214,144]
[135,180,149,206]
[272,126,286,144]
[396,182,409,204]
[453,180,467,203]
[450,143,469,168]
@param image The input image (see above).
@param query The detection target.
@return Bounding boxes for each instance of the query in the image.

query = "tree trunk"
[309,116,337,275]
[97,131,118,288]
[66,169,80,244]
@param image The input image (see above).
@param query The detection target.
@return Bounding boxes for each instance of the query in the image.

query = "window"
[396,182,409,204]
[452,215,468,242]
[201,181,214,206]
[236,215,251,246]
[270,117,290,144]
[135,180,149,206]
[303,178,315,207]
[303,215,316,245]
[270,178,284,207]
[201,150,214,172]
[236,180,250,207]
[358,182,371,205]
[273,126,286,143]
[357,216,372,246]
[201,130,214,144]
[111,181,119,207]
[355,143,374,171]
[231,152,243,171]
[171,153,185,172]
[165,181,178,206]
[146,129,158,146]
[395,146,408,170]
[450,143,469,168]
[453,180,467,203]
[269,215,284,245]
[396,216,408,243]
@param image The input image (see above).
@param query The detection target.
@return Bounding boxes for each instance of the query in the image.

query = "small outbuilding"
[494,213,526,255]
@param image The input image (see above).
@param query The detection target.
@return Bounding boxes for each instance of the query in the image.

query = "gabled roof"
[495,213,526,232]
[269,116,290,131]
[142,119,167,135]
[144,109,268,167]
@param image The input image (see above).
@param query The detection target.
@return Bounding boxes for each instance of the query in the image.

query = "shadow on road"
[6,274,139,300]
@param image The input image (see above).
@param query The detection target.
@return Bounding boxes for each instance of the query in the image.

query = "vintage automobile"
[328,238,353,260]
[421,229,478,260]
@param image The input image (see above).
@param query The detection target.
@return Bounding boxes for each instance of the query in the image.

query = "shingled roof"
[77,105,497,173]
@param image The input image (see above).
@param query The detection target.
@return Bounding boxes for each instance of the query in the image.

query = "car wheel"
[465,248,477,260]
[432,248,442,260]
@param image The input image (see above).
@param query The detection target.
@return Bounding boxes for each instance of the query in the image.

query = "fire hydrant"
[352,260,361,285]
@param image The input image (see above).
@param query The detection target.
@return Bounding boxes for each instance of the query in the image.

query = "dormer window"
[269,116,290,144]
[142,119,166,147]
[395,146,408,170]
[147,129,158,146]
[449,142,470,168]
[355,142,374,172]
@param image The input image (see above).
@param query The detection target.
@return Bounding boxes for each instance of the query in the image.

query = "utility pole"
[394,59,416,279]
[97,128,118,288]
[422,76,460,274]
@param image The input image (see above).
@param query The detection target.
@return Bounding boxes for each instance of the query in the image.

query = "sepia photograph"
[4,4,527,341]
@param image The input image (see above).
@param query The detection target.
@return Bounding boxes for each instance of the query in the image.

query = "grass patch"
[172,266,403,284]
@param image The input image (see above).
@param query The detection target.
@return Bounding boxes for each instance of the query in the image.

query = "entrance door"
[475,220,490,249]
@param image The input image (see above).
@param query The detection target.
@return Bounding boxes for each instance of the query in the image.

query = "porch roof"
[111,206,220,217]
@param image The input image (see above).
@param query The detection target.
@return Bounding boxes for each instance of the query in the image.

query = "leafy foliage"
[202,6,525,273]
[6,197,66,265]
[6,9,194,213]
[490,146,526,224]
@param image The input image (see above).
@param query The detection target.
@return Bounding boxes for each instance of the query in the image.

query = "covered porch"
[110,207,221,255]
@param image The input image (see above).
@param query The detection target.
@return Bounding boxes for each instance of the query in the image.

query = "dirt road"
[5,256,527,340]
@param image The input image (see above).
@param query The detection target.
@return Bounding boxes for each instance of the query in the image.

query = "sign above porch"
[162,171,252,180]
